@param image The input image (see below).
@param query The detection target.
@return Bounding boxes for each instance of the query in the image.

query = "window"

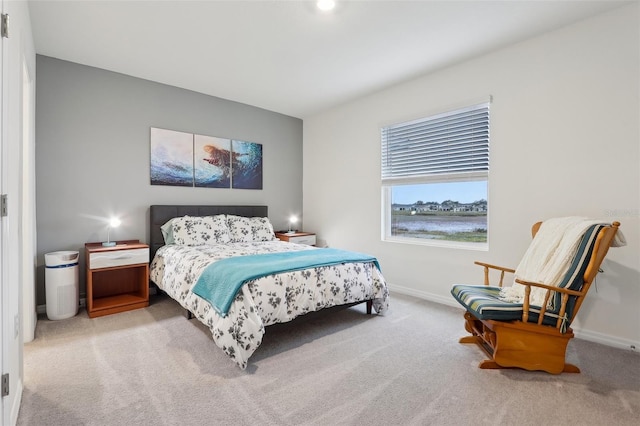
[381,101,490,247]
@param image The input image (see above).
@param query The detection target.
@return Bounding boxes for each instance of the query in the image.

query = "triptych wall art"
[150,127,263,189]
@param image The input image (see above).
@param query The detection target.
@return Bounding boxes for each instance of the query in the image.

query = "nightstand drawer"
[89,248,149,269]
[287,235,316,245]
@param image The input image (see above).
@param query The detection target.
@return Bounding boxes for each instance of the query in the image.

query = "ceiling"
[28,0,629,119]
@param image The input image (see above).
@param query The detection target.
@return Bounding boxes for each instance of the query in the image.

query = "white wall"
[303,4,639,349]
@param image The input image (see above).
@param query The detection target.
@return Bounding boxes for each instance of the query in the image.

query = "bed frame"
[148,204,372,314]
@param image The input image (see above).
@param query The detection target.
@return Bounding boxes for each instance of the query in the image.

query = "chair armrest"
[514,279,583,297]
[514,278,585,329]
[474,261,515,287]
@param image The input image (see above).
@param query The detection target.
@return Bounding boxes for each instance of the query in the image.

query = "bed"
[148,205,390,369]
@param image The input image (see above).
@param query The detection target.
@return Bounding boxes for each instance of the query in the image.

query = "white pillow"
[227,215,276,242]
[171,215,231,246]
[160,219,176,245]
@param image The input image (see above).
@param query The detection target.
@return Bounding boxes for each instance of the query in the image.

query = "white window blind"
[382,102,489,183]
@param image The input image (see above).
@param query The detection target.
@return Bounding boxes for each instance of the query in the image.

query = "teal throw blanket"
[192,248,380,317]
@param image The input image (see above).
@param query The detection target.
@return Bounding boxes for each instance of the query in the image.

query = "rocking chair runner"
[451,220,621,374]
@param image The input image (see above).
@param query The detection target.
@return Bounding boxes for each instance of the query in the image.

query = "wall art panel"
[150,127,263,189]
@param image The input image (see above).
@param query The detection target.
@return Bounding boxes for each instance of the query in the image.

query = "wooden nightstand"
[275,232,316,246]
[85,240,149,318]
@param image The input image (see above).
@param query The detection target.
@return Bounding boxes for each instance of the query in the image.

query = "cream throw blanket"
[499,217,626,307]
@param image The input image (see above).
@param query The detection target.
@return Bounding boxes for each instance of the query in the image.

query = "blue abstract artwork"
[150,128,194,187]
[231,140,263,190]
[195,134,232,188]
[150,127,263,190]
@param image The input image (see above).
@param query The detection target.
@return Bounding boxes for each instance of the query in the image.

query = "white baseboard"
[388,283,639,353]
[573,328,639,352]
[388,283,462,309]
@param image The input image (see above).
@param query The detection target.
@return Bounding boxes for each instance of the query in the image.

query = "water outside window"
[390,181,487,243]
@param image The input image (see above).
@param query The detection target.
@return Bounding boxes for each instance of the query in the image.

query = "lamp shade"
[287,215,298,234]
[102,217,121,246]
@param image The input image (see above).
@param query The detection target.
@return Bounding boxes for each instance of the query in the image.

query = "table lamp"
[102,217,121,247]
[287,215,298,235]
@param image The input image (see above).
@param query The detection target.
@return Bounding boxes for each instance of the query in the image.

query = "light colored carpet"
[19,293,640,425]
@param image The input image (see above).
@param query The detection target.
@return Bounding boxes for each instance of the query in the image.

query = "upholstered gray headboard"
[149,205,269,259]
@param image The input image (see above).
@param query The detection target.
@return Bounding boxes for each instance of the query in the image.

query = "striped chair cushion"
[451,224,604,330]
[547,224,604,312]
[451,285,567,327]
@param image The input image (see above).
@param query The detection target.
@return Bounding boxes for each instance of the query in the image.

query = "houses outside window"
[381,101,490,248]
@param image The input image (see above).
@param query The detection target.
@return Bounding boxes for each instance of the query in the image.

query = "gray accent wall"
[36,55,303,306]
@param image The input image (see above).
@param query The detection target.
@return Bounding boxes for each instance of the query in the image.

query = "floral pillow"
[171,215,231,246]
[227,215,276,242]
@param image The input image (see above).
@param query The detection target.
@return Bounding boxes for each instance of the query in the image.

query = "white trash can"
[44,251,79,320]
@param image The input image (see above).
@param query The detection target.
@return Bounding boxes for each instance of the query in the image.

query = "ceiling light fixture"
[317,0,336,12]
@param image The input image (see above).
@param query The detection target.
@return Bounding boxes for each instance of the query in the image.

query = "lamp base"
[102,241,116,247]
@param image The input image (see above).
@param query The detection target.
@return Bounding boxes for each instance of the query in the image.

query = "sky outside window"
[392,181,487,205]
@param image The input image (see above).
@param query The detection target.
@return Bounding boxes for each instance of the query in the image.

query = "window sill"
[382,235,488,251]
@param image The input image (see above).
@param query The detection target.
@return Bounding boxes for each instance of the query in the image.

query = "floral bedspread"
[149,241,390,369]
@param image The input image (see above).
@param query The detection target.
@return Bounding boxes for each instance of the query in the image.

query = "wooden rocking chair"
[451,220,621,374]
